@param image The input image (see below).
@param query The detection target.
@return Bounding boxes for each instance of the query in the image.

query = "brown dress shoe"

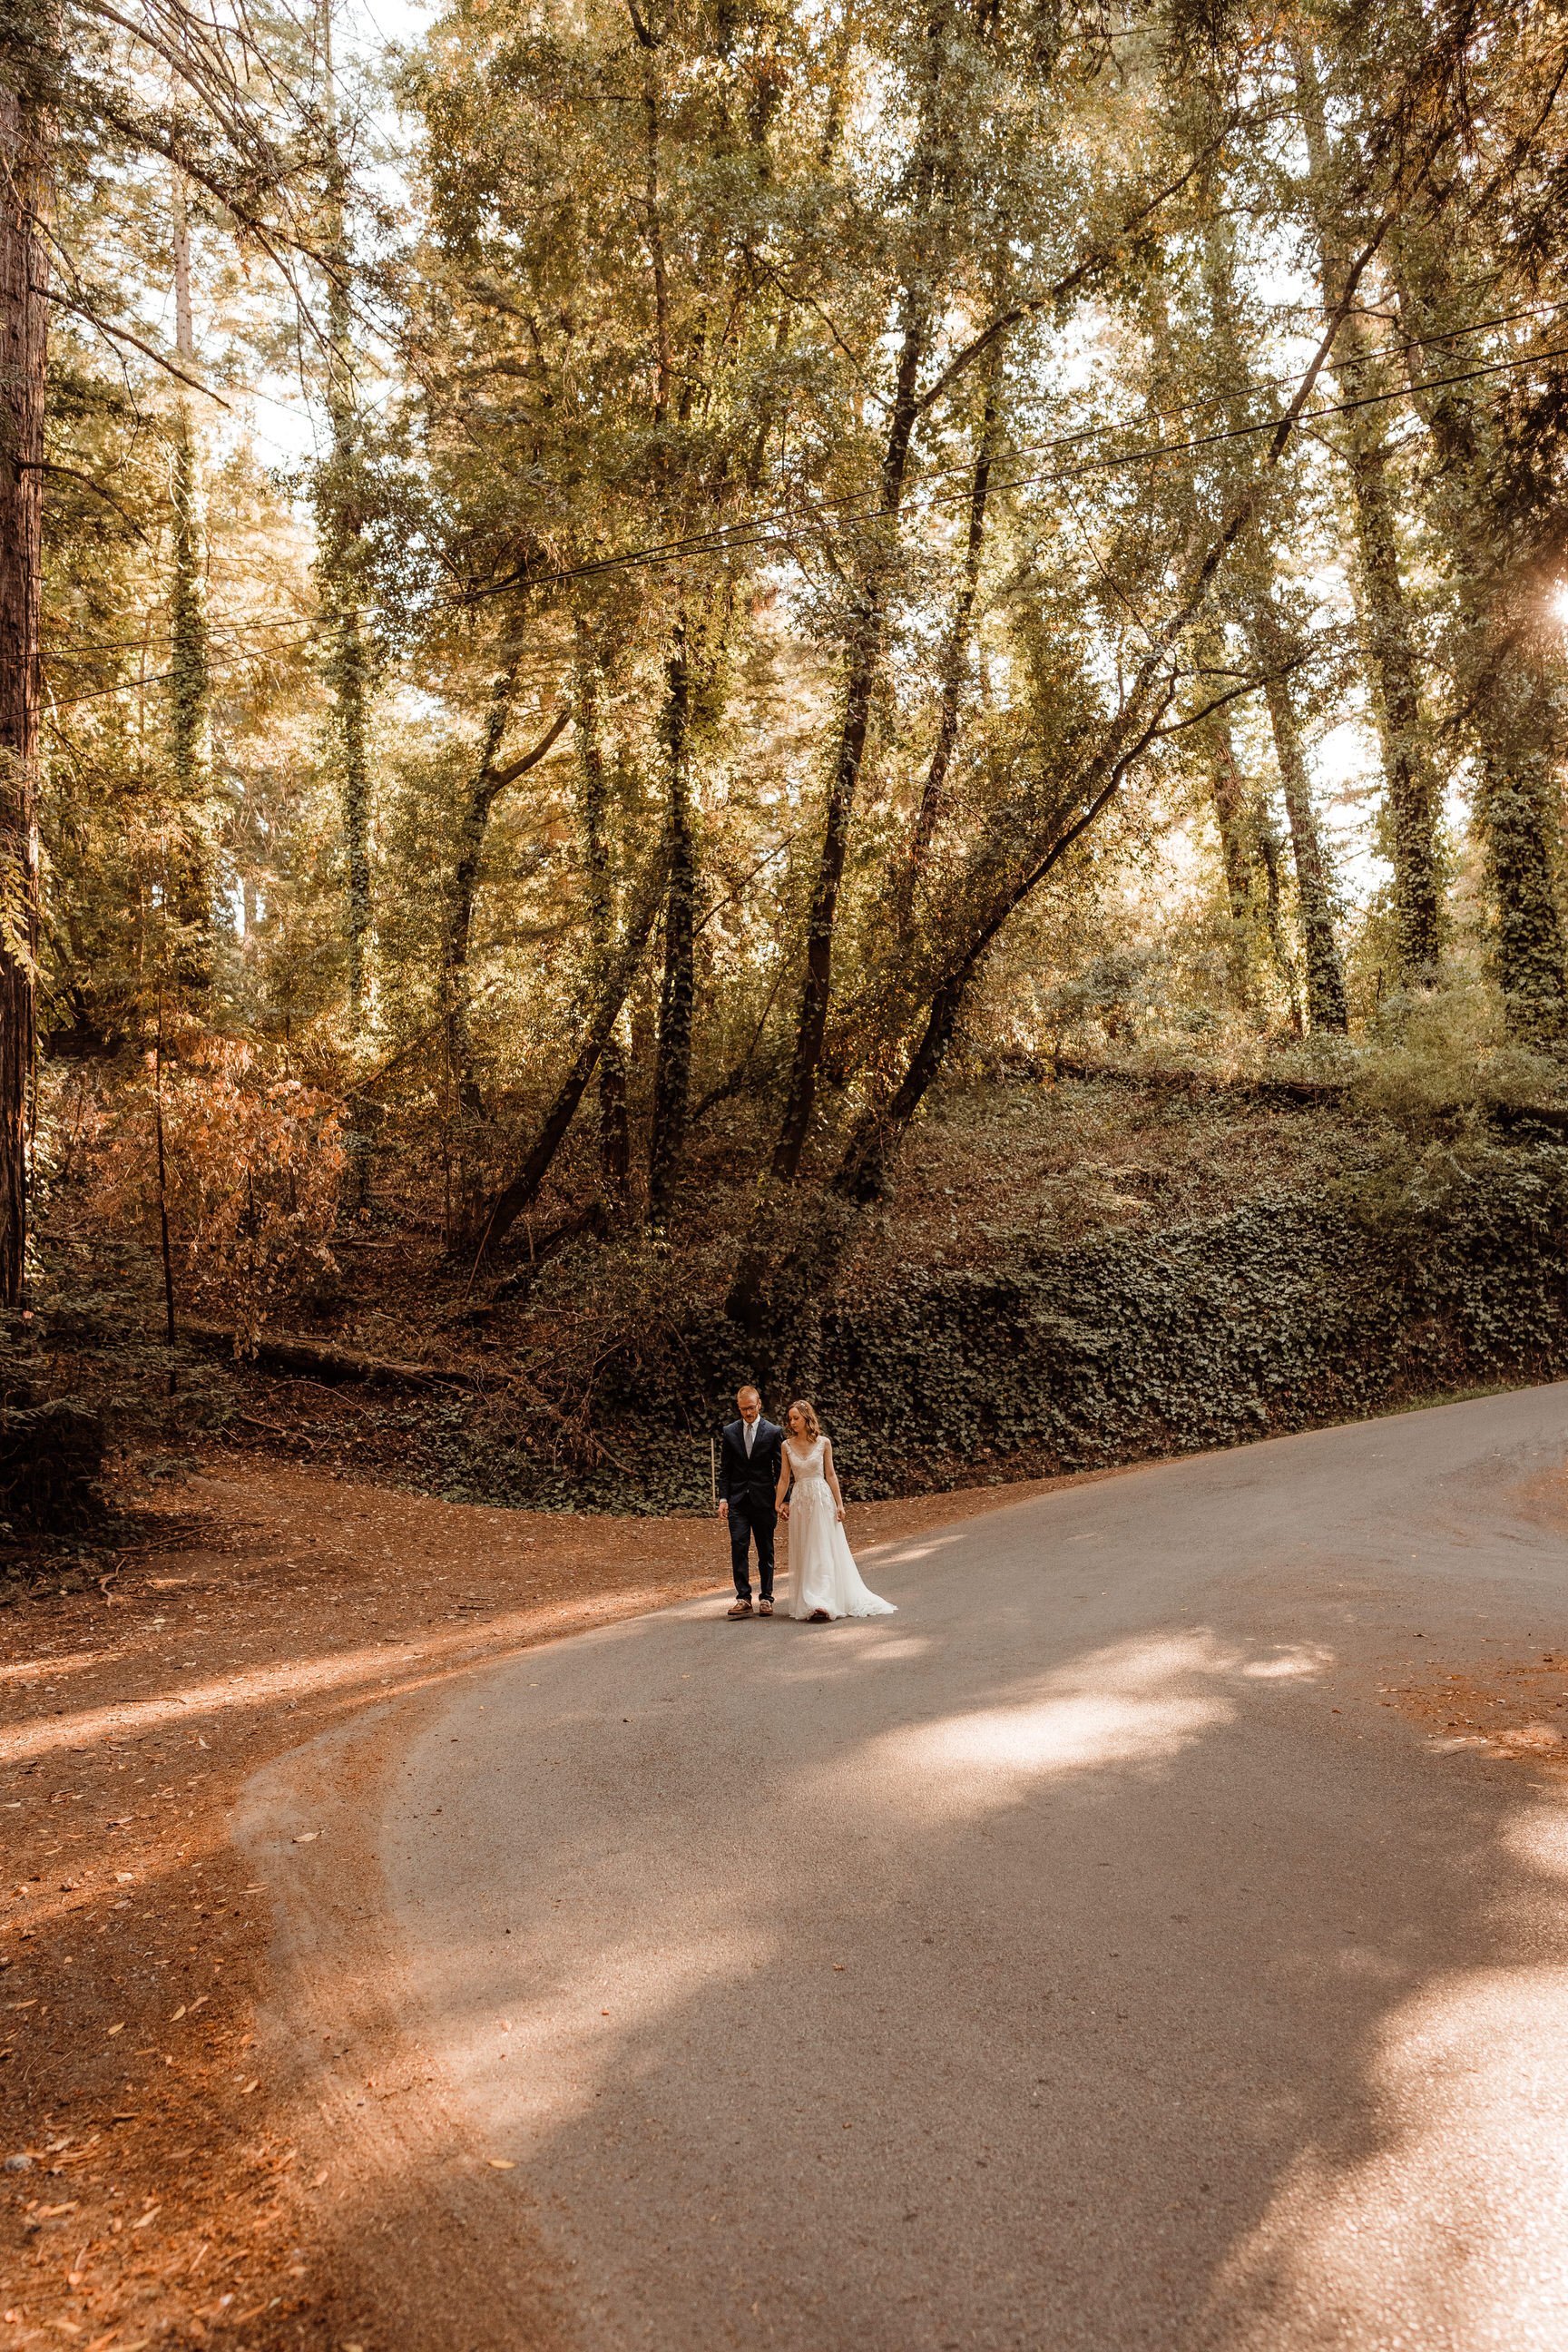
[758,1597,774,1616]
[727,1597,753,1618]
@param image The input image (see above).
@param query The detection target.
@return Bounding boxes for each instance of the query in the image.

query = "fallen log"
[180,1320,483,1391]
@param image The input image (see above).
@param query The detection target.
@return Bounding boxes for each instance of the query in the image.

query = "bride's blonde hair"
[787,1399,821,1440]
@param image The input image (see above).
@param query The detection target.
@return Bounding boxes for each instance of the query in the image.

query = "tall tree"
[1249,593,1348,1033]
[1389,216,1568,1041]
[573,613,631,1204]
[316,0,375,1036]
[1293,35,1444,990]
[166,160,214,991]
[0,26,49,1308]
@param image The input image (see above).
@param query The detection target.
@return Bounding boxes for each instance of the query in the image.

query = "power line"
[42,305,1568,690]
[459,297,1568,598]
[46,611,321,659]
[470,328,1568,597]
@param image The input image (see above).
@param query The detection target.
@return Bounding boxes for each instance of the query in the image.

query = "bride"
[777,1400,897,1622]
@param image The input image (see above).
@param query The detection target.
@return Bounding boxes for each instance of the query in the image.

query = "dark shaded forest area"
[7,0,1568,1535]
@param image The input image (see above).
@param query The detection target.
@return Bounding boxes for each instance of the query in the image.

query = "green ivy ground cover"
[451,1144,1568,1512]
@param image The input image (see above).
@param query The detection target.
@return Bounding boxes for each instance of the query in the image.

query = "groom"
[717,1385,783,1619]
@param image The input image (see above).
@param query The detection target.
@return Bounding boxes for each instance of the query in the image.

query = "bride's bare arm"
[776,1455,792,1520]
[824,1438,845,1521]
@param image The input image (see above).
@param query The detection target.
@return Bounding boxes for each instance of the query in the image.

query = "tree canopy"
[7,0,1568,1381]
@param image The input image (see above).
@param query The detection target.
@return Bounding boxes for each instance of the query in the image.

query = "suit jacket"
[718,1417,782,1516]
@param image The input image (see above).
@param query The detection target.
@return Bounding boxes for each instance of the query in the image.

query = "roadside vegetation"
[6,0,1568,1551]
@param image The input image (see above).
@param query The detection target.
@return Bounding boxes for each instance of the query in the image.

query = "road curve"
[246,1387,1568,2350]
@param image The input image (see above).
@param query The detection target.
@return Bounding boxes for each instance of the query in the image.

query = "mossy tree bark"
[470,839,671,1266]
[1193,179,1337,1032]
[647,620,696,1230]
[573,617,630,1203]
[1192,624,1262,1010]
[1389,236,1568,1043]
[0,59,48,1308]
[443,671,568,1166]
[761,0,960,1203]
[1295,44,1442,987]
[166,170,213,995]
[1474,659,1568,1042]
[1250,596,1348,1034]
[318,0,374,1035]
[893,349,1001,931]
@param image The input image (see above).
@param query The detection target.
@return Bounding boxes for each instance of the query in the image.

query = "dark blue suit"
[719,1416,782,1601]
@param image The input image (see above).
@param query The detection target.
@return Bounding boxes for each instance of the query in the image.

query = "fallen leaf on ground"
[487,2158,516,2171]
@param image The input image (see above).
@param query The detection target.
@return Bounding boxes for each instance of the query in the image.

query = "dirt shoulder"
[0,1458,1071,2352]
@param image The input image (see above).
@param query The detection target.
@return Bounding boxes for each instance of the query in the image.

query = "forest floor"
[38,1064,1388,1514]
[0,1454,1081,2352]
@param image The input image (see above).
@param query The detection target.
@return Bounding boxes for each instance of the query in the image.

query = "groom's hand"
[717,1497,729,1519]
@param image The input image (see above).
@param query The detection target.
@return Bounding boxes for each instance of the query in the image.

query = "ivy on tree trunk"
[0,60,48,1311]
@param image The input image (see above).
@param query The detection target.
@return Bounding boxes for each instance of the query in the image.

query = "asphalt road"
[269,1388,1568,2350]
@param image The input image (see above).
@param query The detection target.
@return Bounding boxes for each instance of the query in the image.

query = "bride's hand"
[834,1504,844,1524]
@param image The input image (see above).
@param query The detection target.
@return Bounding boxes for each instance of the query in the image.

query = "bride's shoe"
[808,1608,830,1622]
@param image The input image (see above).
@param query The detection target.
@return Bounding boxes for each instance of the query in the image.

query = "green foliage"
[27,0,1568,1515]
[325,1132,1568,1513]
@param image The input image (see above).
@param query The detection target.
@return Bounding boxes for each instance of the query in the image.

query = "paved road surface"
[255,1388,1568,2349]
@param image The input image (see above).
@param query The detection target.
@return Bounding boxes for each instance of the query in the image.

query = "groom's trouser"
[728,1500,775,1602]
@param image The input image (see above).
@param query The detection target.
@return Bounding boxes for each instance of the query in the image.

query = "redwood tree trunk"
[1200,670,1259,1009]
[0,73,48,1310]
[443,658,523,1122]
[896,360,999,926]
[647,622,695,1227]
[769,307,927,1185]
[1250,599,1348,1034]
[472,842,669,1265]
[1474,647,1568,1041]
[1295,44,1442,985]
[573,619,630,1199]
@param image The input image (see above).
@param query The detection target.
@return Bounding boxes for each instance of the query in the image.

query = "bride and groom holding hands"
[716,1384,896,1624]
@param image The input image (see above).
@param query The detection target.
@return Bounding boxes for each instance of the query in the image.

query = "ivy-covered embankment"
[539,1141,1568,1511]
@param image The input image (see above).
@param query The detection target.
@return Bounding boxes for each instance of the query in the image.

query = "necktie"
[744,1421,754,1455]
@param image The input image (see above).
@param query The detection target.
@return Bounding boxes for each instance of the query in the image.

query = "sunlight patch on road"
[433,1926,776,2138]
[863,1631,1327,1813]
[1205,1957,1568,2349]
[1504,1809,1568,1878]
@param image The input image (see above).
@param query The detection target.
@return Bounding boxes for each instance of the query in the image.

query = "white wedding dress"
[783,1437,897,1622]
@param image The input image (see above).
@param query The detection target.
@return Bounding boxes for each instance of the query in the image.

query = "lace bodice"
[785,1436,828,1483]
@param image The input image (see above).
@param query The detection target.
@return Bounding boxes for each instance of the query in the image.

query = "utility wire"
[42,306,1568,693]
[468,330,1568,598]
